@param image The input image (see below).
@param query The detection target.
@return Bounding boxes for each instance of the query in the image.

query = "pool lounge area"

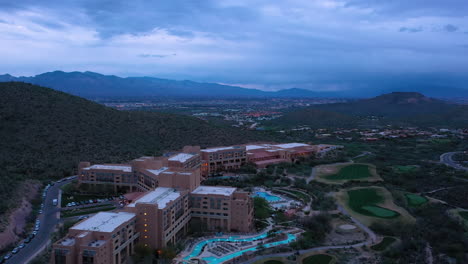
[252,191,282,202]
[251,188,300,209]
[182,231,297,264]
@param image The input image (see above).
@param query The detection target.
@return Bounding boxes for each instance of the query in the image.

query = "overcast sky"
[1,0,467,91]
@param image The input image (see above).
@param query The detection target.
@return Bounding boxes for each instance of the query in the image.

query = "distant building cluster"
[51,142,338,264]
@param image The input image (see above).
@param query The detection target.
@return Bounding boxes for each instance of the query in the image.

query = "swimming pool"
[253,191,282,202]
[183,232,296,264]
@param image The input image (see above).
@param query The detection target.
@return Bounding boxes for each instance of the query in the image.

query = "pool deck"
[176,219,300,264]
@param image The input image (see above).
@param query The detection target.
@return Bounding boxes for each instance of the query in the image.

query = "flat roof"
[127,187,181,209]
[71,212,135,233]
[147,167,169,175]
[168,153,195,162]
[245,145,267,151]
[83,165,132,172]
[272,143,310,149]
[191,185,236,196]
[201,146,243,153]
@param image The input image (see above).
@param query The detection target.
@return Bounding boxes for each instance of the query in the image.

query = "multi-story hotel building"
[54,142,330,263]
[52,212,139,264]
[190,186,253,232]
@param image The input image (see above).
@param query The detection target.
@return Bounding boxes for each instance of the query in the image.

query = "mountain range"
[270,92,468,128]
[1,71,467,98]
[0,71,328,98]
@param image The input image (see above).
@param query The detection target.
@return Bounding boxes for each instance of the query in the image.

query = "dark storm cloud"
[399,27,423,33]
[0,0,467,93]
[444,24,458,32]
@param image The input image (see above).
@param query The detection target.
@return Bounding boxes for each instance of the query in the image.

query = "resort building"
[199,146,248,176]
[190,186,254,232]
[60,142,334,263]
[51,212,139,264]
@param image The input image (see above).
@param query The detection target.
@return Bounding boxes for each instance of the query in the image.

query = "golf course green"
[325,164,371,180]
[347,188,400,218]
[303,254,333,264]
[405,193,428,207]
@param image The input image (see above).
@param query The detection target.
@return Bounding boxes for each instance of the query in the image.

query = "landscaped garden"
[347,188,400,219]
[302,254,333,264]
[371,237,397,251]
[405,193,428,207]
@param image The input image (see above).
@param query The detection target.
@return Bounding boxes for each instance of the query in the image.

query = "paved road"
[6,177,74,264]
[440,151,468,171]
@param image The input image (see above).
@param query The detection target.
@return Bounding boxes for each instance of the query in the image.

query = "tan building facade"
[52,212,139,264]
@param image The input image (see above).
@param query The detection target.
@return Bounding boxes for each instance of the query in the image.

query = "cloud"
[444,24,458,32]
[399,27,423,33]
[138,54,176,58]
[0,0,467,91]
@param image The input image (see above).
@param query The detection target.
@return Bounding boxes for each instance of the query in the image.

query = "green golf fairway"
[361,206,399,218]
[325,164,371,180]
[405,194,428,206]
[347,188,400,219]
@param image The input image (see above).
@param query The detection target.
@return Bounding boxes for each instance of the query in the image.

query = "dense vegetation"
[0,82,263,215]
[370,237,396,251]
[302,254,333,264]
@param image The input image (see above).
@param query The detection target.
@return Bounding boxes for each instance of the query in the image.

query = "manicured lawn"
[303,254,333,264]
[325,164,371,180]
[459,211,468,221]
[405,193,428,206]
[347,188,400,219]
[371,237,397,251]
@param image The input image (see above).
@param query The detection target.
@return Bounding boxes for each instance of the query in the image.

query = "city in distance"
[1,0,467,264]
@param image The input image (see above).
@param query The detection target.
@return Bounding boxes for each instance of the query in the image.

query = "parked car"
[11,248,19,254]
[24,237,31,243]
[3,253,12,260]
[18,243,25,249]
[32,231,38,236]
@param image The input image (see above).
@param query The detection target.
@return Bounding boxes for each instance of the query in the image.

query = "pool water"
[183,232,296,264]
[253,191,282,202]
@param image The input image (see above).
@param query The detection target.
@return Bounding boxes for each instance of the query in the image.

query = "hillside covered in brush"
[0,82,263,213]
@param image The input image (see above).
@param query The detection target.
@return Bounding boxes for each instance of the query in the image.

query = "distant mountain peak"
[369,91,436,105]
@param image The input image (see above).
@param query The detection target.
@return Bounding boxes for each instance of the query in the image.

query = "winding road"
[440,151,468,171]
[5,177,74,264]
